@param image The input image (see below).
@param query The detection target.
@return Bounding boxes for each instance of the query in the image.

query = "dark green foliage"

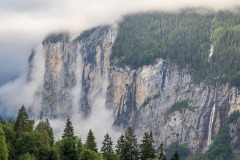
[2,124,16,159]
[14,105,34,136]
[15,131,51,159]
[166,100,190,115]
[157,142,167,160]
[60,118,78,160]
[228,110,240,124]
[194,125,234,160]
[111,11,212,73]
[115,134,125,159]
[75,27,97,41]
[101,133,114,160]
[0,126,8,160]
[116,128,139,160]
[139,132,156,159]
[141,92,160,108]
[59,137,78,160]
[77,138,83,157]
[166,143,191,160]
[18,153,37,160]
[42,32,69,44]
[210,11,240,86]
[45,119,54,146]
[122,127,139,160]
[112,10,240,87]
[62,118,74,138]
[79,148,103,160]
[85,129,98,152]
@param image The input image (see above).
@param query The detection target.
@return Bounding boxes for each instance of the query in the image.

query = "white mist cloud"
[49,93,121,149]
[0,45,45,117]
[0,0,239,85]
[0,0,240,145]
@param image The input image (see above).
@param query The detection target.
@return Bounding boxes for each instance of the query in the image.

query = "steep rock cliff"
[28,25,240,154]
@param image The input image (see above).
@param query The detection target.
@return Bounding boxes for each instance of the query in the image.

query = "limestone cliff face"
[29,25,240,153]
[30,26,117,118]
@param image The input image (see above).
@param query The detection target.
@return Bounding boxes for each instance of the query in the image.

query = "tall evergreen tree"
[85,129,98,152]
[45,119,54,146]
[122,127,139,160]
[139,132,156,159]
[77,138,83,157]
[60,118,78,160]
[62,118,74,138]
[157,142,167,160]
[0,126,8,160]
[14,105,34,135]
[101,133,114,159]
[116,134,125,159]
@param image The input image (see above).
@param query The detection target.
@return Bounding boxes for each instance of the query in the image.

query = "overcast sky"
[0,0,240,85]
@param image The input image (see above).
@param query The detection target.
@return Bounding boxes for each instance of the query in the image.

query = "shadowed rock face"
[28,25,240,154]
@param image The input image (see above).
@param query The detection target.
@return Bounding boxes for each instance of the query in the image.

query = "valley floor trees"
[0,105,239,160]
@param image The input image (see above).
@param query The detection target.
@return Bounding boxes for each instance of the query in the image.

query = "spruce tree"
[85,129,98,152]
[60,118,78,160]
[62,118,74,138]
[157,142,167,160]
[0,126,8,160]
[101,133,114,159]
[116,134,125,159]
[122,127,139,160]
[77,138,83,157]
[139,132,156,159]
[14,105,28,134]
[45,119,54,146]
[14,105,34,136]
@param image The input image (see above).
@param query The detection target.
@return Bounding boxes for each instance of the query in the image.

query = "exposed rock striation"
[28,25,240,153]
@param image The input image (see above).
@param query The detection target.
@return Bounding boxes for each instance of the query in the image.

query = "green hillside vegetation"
[0,106,239,160]
[111,10,240,86]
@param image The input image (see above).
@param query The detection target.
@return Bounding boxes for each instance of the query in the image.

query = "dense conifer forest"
[111,10,240,86]
[0,106,239,160]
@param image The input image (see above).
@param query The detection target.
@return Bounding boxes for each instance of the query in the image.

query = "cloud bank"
[0,0,240,85]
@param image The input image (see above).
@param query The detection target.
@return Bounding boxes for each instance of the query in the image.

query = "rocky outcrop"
[28,25,240,154]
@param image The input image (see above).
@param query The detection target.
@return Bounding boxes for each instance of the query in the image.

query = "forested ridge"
[0,106,239,160]
[111,10,240,86]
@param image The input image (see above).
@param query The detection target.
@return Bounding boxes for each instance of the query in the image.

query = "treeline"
[0,106,238,160]
[111,10,240,86]
[0,106,183,160]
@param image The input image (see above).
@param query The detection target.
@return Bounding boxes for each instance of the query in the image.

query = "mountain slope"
[27,10,240,154]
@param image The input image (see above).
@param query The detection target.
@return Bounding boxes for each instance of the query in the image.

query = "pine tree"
[14,105,34,135]
[85,129,98,152]
[45,119,54,146]
[77,138,83,157]
[0,126,8,160]
[101,133,114,159]
[116,134,125,159]
[122,127,139,160]
[62,118,74,138]
[60,118,78,160]
[171,151,180,160]
[157,142,167,160]
[139,132,156,159]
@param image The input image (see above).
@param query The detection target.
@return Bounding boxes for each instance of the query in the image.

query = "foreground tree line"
[0,105,182,160]
[1,106,238,160]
